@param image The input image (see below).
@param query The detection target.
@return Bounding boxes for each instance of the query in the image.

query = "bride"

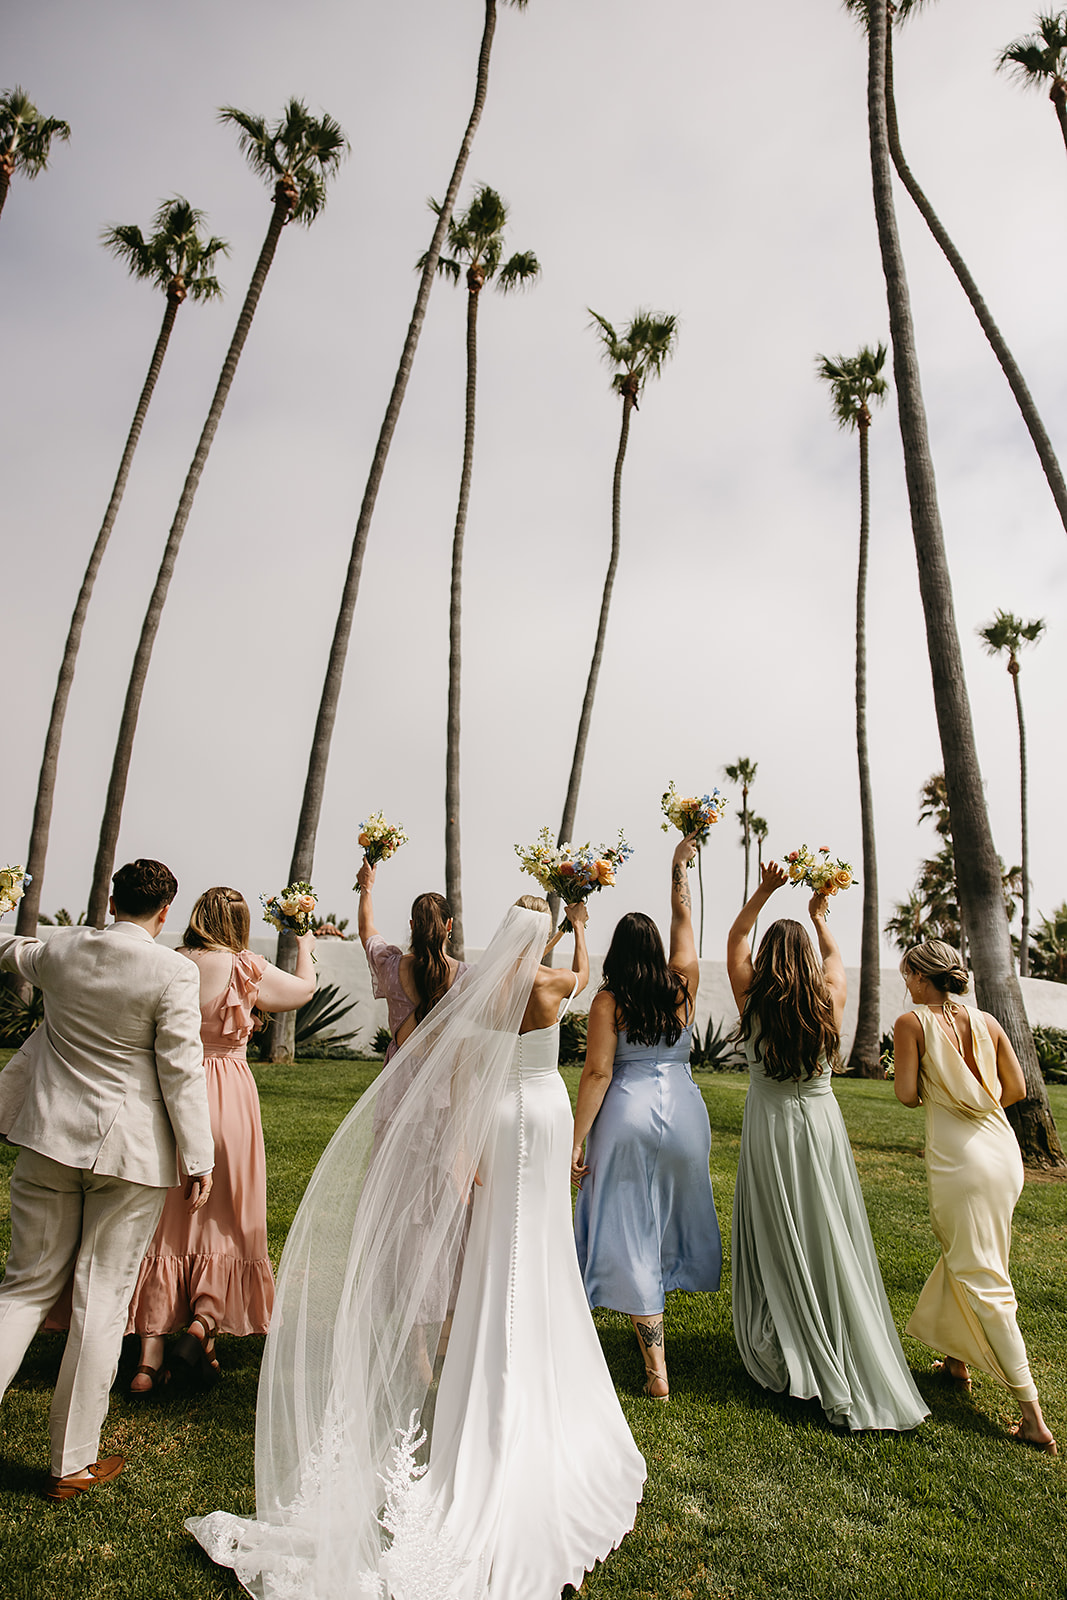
[188,896,645,1599]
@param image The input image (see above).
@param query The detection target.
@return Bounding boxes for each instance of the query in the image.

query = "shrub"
[690,1017,745,1072]
[559,1010,589,1064]
[0,984,43,1046]
[1032,1025,1067,1085]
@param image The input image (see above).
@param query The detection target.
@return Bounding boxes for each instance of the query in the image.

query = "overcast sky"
[3,0,1066,971]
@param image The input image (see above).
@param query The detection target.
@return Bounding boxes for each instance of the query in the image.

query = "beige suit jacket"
[0,922,214,1187]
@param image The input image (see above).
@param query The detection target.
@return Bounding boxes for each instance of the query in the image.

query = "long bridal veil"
[188,903,552,1599]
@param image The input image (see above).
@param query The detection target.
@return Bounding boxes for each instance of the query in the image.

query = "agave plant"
[294,983,359,1052]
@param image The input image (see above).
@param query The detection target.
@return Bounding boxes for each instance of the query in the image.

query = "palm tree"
[547,309,677,927]
[843,1,1067,537]
[750,814,769,946]
[724,758,758,905]
[271,1,530,1057]
[427,184,539,958]
[977,610,1046,977]
[1029,902,1067,983]
[863,0,1063,1169]
[86,100,347,927]
[817,343,888,1076]
[998,10,1067,159]
[0,87,70,223]
[15,199,226,940]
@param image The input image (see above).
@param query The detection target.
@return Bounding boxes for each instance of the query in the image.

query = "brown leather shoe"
[45,1454,125,1501]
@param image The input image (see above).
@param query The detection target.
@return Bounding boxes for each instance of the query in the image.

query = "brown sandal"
[172,1314,220,1384]
[128,1362,169,1396]
[643,1372,669,1401]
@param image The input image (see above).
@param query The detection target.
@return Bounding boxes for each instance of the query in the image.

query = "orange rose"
[358,831,370,847]
[833,868,852,889]
[595,860,615,886]
[559,861,576,877]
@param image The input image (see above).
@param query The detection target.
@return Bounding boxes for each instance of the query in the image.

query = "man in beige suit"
[0,858,214,1500]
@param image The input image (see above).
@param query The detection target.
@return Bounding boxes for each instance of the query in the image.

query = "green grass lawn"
[0,1052,1064,1599]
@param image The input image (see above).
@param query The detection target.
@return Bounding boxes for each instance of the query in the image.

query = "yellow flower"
[834,868,852,889]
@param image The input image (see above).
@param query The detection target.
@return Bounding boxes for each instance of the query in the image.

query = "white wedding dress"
[188,912,644,1600]
[409,1013,646,1598]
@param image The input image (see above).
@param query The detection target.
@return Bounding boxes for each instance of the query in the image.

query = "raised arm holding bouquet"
[661,782,728,954]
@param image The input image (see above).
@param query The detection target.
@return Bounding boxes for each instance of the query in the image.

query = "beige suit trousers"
[0,1148,166,1476]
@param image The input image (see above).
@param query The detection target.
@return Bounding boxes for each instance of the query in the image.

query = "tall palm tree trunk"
[87,183,295,927]
[547,389,634,929]
[741,794,751,904]
[443,272,482,959]
[16,289,183,939]
[1055,86,1067,159]
[885,30,1067,537]
[0,158,12,221]
[848,415,882,1076]
[1012,660,1032,978]
[270,0,502,1055]
[868,0,1063,1167]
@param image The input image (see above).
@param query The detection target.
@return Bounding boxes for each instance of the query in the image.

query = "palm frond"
[816,342,888,430]
[496,249,541,292]
[0,86,70,176]
[102,196,228,299]
[997,13,1067,89]
[221,100,347,224]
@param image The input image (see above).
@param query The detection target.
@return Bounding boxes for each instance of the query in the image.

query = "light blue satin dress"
[574,1021,722,1315]
[732,1033,928,1432]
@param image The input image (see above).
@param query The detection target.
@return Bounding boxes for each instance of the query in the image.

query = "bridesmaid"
[128,887,315,1390]
[728,863,927,1432]
[894,940,1056,1453]
[571,833,721,1399]
[355,858,467,1061]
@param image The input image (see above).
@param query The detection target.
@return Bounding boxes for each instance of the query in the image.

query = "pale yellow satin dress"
[906,1003,1037,1401]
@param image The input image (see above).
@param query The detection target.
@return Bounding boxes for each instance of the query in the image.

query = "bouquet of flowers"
[262,880,318,935]
[660,781,729,858]
[515,828,632,930]
[0,865,30,918]
[357,811,409,869]
[782,845,854,901]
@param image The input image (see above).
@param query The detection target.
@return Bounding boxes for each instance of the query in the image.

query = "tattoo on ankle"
[636,1320,664,1349]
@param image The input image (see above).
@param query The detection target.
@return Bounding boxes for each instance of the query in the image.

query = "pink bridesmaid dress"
[126,950,275,1337]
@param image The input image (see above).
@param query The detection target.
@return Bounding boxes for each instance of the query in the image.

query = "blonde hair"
[183,886,250,953]
[514,893,550,916]
[900,939,969,996]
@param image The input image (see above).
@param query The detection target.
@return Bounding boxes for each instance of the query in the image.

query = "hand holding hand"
[570,1144,589,1188]
[760,860,788,894]
[186,1172,213,1213]
[355,858,375,895]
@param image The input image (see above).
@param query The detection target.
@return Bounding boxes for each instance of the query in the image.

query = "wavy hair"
[183,886,250,953]
[739,918,840,1081]
[600,911,689,1048]
[410,892,452,1025]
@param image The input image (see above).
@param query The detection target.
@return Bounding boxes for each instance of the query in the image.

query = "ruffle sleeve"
[364,934,405,1003]
[218,950,268,1042]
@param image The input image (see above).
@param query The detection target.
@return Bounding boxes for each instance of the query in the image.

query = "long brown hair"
[601,912,689,1048]
[183,886,250,953]
[410,892,452,1024]
[739,919,839,1080]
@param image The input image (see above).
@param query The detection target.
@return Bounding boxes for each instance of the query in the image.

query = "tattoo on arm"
[635,1319,664,1349]
[672,863,691,909]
